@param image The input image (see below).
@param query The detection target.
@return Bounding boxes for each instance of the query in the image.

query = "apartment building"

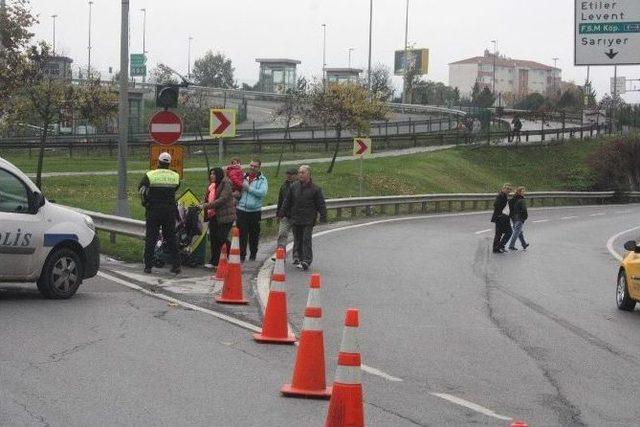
[449,50,561,98]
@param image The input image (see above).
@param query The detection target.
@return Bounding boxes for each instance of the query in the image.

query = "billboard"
[394,49,429,76]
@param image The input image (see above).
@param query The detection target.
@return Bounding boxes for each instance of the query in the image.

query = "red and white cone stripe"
[302,284,323,332]
[334,310,361,385]
[270,253,286,292]
[228,231,241,264]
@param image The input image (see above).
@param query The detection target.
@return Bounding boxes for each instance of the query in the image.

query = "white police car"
[0,157,99,298]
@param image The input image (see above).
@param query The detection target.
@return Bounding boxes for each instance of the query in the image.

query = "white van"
[0,157,99,298]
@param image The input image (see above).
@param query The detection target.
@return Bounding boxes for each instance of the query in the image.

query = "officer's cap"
[158,152,172,164]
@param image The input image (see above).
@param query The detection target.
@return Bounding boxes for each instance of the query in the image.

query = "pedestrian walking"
[511,115,523,143]
[272,168,298,261]
[507,186,529,251]
[281,165,327,271]
[200,167,236,269]
[236,158,268,261]
[138,152,181,274]
[491,183,513,254]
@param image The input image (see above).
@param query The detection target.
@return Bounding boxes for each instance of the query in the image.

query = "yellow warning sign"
[150,144,184,178]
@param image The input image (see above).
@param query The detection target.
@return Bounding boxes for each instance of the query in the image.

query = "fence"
[73,191,639,244]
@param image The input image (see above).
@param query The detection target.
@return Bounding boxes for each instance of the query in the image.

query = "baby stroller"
[153,205,203,268]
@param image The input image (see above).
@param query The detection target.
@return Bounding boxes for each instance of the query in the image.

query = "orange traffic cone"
[254,247,296,344]
[325,308,364,427]
[281,273,331,398]
[212,243,229,283]
[510,422,528,427]
[215,227,248,304]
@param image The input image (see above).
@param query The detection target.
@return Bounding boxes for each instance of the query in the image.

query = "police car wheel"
[616,269,636,312]
[37,248,82,299]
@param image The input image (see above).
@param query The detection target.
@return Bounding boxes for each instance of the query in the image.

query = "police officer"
[138,152,181,274]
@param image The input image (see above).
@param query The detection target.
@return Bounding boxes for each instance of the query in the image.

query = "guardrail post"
[473,201,478,210]
[68,141,73,158]
[350,206,357,218]
[365,206,372,216]
[336,207,342,220]
[421,202,427,213]
[435,201,441,213]
[394,203,400,215]
[447,201,453,211]
[407,203,414,214]
[110,232,116,244]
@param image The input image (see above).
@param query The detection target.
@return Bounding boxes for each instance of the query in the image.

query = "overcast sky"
[28,0,640,102]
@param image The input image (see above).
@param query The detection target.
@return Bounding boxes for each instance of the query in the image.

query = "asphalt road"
[2,204,639,426]
[281,204,640,426]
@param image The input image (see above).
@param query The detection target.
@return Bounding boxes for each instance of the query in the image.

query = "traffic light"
[155,84,179,109]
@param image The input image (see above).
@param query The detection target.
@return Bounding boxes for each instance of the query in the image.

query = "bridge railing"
[73,190,637,244]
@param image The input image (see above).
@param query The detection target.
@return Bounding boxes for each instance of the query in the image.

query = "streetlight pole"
[322,24,327,85]
[51,14,58,55]
[348,48,354,68]
[87,2,93,78]
[367,0,373,92]
[187,36,193,80]
[141,8,146,83]
[402,0,409,103]
[552,57,559,95]
[491,40,497,94]
[0,0,7,55]
[117,0,130,217]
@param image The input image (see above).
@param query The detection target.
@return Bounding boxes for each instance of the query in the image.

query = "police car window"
[0,169,30,213]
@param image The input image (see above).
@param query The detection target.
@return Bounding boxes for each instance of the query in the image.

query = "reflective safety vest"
[147,168,180,187]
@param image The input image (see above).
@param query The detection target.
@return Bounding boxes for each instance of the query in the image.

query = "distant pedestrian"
[272,168,298,261]
[507,186,529,251]
[491,183,513,254]
[281,165,327,270]
[511,115,523,142]
[200,167,236,268]
[236,158,268,261]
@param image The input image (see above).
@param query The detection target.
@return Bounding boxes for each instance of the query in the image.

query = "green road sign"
[130,53,146,67]
[130,65,147,77]
[579,22,640,34]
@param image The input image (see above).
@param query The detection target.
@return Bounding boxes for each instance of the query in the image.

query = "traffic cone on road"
[281,273,331,398]
[254,247,296,344]
[215,228,248,304]
[212,243,229,283]
[325,308,364,427]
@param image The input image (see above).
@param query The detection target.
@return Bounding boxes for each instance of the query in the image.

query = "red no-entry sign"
[149,110,183,146]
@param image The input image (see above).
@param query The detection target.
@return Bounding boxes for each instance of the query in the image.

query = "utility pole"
[367,0,373,93]
[0,0,6,55]
[612,65,618,133]
[117,0,130,217]
[491,40,497,94]
[141,8,146,83]
[87,1,93,78]
[322,24,327,85]
[402,0,409,103]
[552,57,559,95]
[188,36,193,80]
[348,48,354,68]
[51,14,58,55]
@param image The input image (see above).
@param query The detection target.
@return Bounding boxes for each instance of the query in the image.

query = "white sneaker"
[204,263,214,269]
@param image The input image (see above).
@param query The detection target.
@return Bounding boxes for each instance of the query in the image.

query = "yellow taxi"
[617,240,640,311]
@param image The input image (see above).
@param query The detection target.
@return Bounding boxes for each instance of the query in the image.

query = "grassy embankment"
[1,138,603,261]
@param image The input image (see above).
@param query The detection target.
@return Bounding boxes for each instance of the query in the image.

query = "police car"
[0,157,99,298]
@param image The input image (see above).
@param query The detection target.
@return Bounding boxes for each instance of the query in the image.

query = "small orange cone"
[281,273,331,398]
[254,247,296,344]
[510,422,528,427]
[325,308,364,427]
[215,227,248,305]
[212,243,229,283]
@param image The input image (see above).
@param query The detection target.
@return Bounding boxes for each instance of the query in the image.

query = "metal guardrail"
[72,191,637,243]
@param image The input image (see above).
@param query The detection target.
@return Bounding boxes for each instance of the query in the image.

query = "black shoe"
[240,256,246,263]
[144,267,152,274]
[522,243,530,250]
[170,266,182,274]
[300,261,309,271]
[249,254,256,261]
[508,247,517,251]
[293,259,300,266]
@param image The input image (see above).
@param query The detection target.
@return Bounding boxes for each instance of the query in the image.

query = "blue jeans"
[508,221,528,248]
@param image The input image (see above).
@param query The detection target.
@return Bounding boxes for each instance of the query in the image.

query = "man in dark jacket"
[281,165,327,270]
[138,152,181,274]
[272,168,298,261]
[491,183,512,253]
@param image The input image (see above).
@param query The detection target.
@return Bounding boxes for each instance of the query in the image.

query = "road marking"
[606,225,640,261]
[474,229,492,235]
[560,216,578,220]
[97,271,261,333]
[615,210,632,214]
[430,393,512,421]
[589,213,606,217]
[532,219,549,223]
[360,365,402,382]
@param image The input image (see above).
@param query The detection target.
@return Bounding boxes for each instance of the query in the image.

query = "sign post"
[210,109,237,163]
[353,138,372,197]
[575,0,640,66]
